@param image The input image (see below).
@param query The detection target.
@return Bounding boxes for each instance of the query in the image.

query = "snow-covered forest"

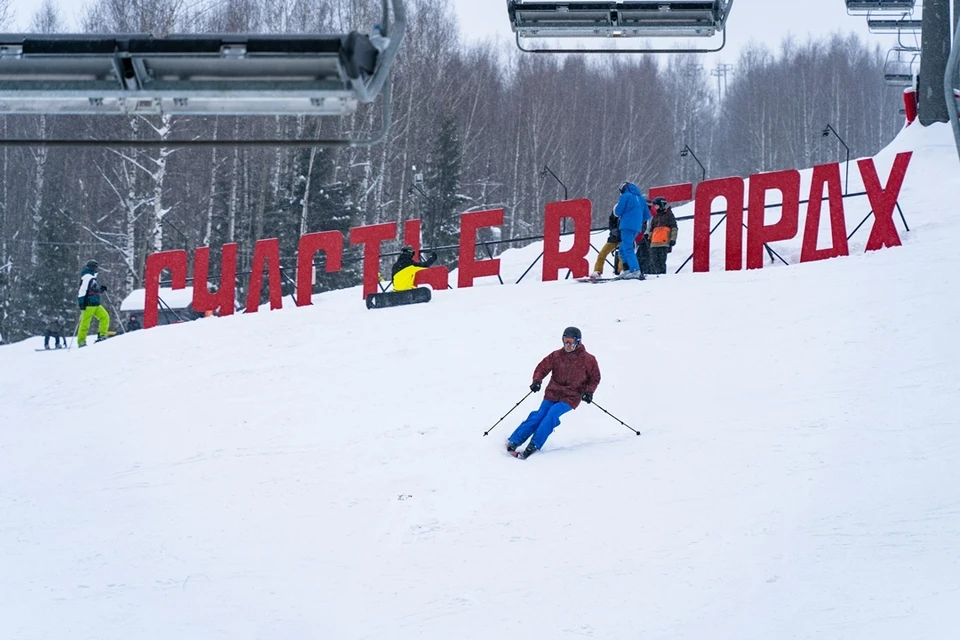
[0,0,904,342]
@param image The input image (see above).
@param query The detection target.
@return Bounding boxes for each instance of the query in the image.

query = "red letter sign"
[800,163,849,263]
[693,177,744,272]
[296,231,343,306]
[350,222,397,298]
[193,243,238,317]
[858,151,912,251]
[414,266,449,290]
[649,183,694,205]
[405,218,449,289]
[403,219,421,255]
[542,199,592,281]
[746,169,800,270]
[143,250,188,329]
[246,237,283,313]
[458,209,503,288]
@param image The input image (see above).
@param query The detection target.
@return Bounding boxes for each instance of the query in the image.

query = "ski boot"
[517,444,538,460]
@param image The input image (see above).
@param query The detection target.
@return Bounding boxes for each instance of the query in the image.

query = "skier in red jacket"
[506,326,601,459]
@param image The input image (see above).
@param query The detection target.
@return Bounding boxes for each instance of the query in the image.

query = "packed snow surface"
[1,124,958,640]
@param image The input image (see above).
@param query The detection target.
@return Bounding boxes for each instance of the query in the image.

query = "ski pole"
[104,291,126,334]
[483,390,533,436]
[66,313,82,351]
[591,401,640,436]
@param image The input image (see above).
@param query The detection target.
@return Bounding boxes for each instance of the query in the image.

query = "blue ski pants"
[508,398,572,451]
[619,228,640,272]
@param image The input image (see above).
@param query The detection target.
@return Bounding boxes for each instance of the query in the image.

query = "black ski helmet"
[400,245,414,255]
[85,259,99,271]
[652,196,668,210]
[618,182,629,194]
[562,326,582,342]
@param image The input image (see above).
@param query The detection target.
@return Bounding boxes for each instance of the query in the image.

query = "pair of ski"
[576,274,644,284]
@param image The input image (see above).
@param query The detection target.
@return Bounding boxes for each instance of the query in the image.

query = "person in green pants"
[76,259,110,347]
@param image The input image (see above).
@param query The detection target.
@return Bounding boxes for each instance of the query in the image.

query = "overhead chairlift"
[0,0,405,147]
[845,0,916,15]
[883,46,920,86]
[505,0,735,53]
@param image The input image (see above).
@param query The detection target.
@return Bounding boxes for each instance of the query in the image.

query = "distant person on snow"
[592,209,623,279]
[614,182,651,280]
[125,314,141,332]
[77,259,110,348]
[43,315,67,349]
[648,197,678,275]
[506,326,601,459]
[391,245,437,292]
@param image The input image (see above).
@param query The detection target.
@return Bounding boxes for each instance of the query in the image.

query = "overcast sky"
[5,0,929,67]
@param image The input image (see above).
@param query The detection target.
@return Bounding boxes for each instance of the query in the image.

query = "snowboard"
[35,348,66,352]
[365,286,432,310]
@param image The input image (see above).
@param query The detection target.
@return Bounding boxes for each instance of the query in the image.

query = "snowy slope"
[1,123,958,640]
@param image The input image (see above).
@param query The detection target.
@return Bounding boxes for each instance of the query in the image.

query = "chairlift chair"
[506,0,735,54]
[0,0,405,147]
[882,47,920,86]
[845,0,915,15]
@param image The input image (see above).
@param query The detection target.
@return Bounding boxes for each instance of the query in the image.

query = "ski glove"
[100,284,108,292]
[530,381,542,393]
[581,392,593,404]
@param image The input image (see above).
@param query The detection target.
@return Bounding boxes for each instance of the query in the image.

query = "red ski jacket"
[532,344,601,410]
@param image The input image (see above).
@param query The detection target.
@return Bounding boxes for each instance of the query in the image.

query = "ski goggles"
[562,337,579,347]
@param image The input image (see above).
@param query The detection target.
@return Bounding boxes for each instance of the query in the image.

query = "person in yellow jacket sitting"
[391,245,437,291]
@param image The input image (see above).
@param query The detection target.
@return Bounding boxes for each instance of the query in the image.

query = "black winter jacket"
[391,252,437,278]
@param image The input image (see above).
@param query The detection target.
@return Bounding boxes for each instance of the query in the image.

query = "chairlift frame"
[0,0,405,148]
[946,14,960,165]
[506,0,734,54]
